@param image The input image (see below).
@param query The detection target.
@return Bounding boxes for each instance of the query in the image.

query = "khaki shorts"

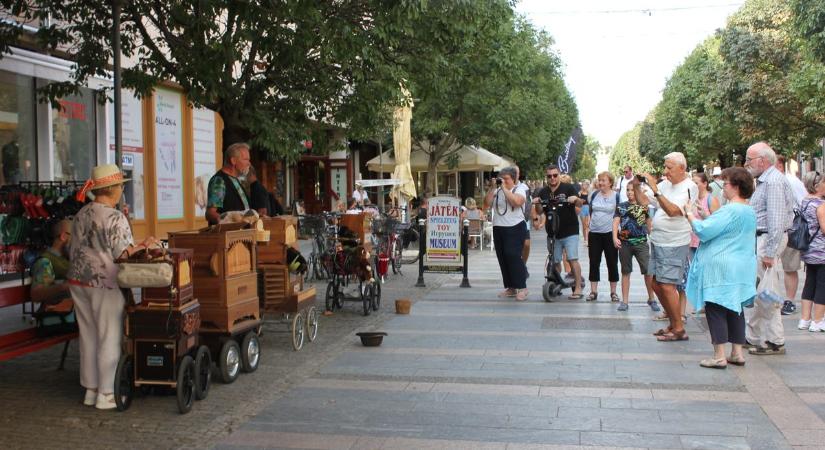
[780,245,801,272]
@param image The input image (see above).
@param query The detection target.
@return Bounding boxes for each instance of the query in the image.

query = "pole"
[113,0,122,170]
[378,140,384,211]
[415,218,426,287]
[460,219,470,288]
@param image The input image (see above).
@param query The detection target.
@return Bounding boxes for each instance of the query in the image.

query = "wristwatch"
[653,192,660,198]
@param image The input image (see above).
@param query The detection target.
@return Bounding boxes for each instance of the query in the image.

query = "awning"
[367,145,510,173]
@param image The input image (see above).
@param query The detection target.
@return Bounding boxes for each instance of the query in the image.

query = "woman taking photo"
[587,171,620,302]
[798,171,825,333]
[68,164,159,409]
[684,167,756,369]
[484,167,529,301]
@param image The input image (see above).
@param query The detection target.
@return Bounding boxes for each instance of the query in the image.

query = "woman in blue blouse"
[684,167,757,369]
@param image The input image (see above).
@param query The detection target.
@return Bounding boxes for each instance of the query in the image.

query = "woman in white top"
[587,171,620,302]
[484,167,529,300]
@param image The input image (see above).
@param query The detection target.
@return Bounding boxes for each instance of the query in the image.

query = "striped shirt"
[751,166,795,258]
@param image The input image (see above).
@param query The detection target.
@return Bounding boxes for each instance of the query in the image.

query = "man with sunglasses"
[533,164,584,299]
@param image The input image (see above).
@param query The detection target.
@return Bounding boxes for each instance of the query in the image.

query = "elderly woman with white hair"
[642,152,698,342]
[484,167,530,300]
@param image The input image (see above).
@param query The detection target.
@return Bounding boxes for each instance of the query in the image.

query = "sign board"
[107,90,145,219]
[154,88,184,220]
[424,196,462,267]
[193,107,217,217]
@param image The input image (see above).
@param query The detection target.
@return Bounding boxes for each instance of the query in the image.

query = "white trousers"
[69,285,124,394]
[746,234,786,346]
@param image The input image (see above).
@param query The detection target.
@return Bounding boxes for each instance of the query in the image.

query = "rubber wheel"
[361,283,372,316]
[194,345,212,400]
[333,279,343,310]
[542,282,555,303]
[325,281,337,312]
[371,282,381,311]
[391,239,403,274]
[241,331,260,373]
[218,340,241,384]
[291,313,305,350]
[114,354,134,411]
[305,307,319,342]
[552,284,563,297]
[176,355,195,414]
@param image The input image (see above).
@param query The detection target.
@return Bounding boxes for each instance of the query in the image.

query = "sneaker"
[515,289,529,301]
[647,300,661,312]
[610,293,620,303]
[798,319,812,330]
[83,389,97,406]
[617,303,629,312]
[781,300,796,315]
[95,392,117,410]
[809,320,825,332]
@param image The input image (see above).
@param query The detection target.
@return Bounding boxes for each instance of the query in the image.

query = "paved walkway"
[218,230,825,450]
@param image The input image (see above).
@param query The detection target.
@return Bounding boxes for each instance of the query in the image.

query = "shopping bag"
[756,266,783,305]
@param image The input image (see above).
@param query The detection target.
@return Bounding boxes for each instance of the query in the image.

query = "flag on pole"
[557,127,583,174]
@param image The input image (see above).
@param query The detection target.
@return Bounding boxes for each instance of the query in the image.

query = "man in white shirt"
[642,152,698,343]
[615,165,634,203]
[775,155,805,316]
[352,181,368,206]
[709,167,726,206]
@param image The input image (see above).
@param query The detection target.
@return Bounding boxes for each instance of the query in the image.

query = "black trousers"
[705,301,746,345]
[588,231,619,282]
[493,224,527,290]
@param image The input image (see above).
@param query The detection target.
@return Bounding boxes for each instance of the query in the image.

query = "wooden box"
[339,212,368,242]
[258,263,316,313]
[168,226,256,279]
[127,300,200,355]
[143,248,194,305]
[193,271,258,309]
[258,217,299,264]
[199,296,260,334]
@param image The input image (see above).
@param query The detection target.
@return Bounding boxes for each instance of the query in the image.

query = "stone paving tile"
[579,431,683,449]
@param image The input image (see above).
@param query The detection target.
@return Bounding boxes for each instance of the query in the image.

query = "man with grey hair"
[642,152,698,342]
[744,141,795,355]
[206,142,252,224]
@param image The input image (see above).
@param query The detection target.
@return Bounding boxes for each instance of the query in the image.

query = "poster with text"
[107,91,145,219]
[193,107,217,217]
[154,88,184,219]
[330,167,347,211]
[425,196,462,266]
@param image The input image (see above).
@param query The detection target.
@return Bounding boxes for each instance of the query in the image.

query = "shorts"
[619,240,649,275]
[801,264,825,306]
[579,205,590,217]
[550,234,579,264]
[780,245,801,271]
[648,243,690,285]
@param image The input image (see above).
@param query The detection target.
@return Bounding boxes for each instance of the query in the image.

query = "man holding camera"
[534,164,584,299]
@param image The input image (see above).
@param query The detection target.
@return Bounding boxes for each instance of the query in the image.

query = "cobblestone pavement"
[2,231,824,449]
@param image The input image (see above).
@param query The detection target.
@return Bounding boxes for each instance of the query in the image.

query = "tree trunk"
[221,118,253,153]
[427,153,439,197]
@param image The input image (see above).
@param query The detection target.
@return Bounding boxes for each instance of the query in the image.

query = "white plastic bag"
[756,266,783,305]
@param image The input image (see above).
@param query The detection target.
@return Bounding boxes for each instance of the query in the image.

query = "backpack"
[787,199,820,252]
[589,191,621,215]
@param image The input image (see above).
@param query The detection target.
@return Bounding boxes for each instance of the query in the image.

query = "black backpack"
[788,199,820,251]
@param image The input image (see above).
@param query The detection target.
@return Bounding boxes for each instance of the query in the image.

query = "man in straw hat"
[69,163,159,409]
[206,142,252,224]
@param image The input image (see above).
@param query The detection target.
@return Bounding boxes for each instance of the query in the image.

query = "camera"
[495,178,502,187]
[636,174,647,183]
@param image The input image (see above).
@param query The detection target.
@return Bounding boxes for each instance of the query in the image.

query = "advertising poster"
[193,107,217,217]
[330,167,347,210]
[425,196,462,266]
[107,91,145,219]
[154,88,184,219]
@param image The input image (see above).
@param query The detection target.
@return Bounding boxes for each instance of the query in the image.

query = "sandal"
[656,330,689,342]
[568,293,584,300]
[498,289,516,298]
[653,327,672,336]
[586,292,598,302]
[610,293,620,303]
[515,289,529,301]
[727,356,746,366]
[652,313,669,321]
[699,358,727,369]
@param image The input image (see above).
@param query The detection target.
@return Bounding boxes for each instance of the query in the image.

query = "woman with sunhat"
[68,164,159,409]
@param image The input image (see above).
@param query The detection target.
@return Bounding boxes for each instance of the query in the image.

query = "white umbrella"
[390,90,416,201]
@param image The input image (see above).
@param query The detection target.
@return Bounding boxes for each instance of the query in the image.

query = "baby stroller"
[540,198,572,302]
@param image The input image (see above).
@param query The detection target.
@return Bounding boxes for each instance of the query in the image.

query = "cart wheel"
[333,279,343,310]
[176,355,195,414]
[114,354,134,412]
[218,340,241,384]
[371,282,381,311]
[325,281,336,312]
[194,345,212,401]
[291,313,305,350]
[361,283,372,316]
[391,239,403,274]
[241,331,260,372]
[305,307,319,342]
[542,282,555,303]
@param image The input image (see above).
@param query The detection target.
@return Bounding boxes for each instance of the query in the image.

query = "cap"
[711,167,722,176]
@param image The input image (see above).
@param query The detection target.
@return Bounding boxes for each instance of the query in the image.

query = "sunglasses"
[546,174,559,178]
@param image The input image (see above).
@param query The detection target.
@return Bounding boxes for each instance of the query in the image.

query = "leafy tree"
[572,134,598,181]
[609,123,656,176]
[792,0,825,63]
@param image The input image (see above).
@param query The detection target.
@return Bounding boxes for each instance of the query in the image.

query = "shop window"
[53,88,96,182]
[0,71,37,184]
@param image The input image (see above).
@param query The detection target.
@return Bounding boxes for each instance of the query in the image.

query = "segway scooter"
[540,199,572,302]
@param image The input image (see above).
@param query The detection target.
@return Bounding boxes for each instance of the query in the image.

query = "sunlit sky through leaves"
[517,0,743,150]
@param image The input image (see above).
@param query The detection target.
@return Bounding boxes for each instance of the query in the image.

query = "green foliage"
[609,123,656,176]
[791,0,825,63]
[572,134,598,181]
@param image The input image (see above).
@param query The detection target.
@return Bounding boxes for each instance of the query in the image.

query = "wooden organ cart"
[114,249,211,414]
[257,216,318,351]
[168,225,262,384]
[325,212,383,316]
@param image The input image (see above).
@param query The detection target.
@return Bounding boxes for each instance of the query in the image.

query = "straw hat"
[76,164,130,200]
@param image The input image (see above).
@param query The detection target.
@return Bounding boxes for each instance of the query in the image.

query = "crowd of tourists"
[486,142,823,369]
